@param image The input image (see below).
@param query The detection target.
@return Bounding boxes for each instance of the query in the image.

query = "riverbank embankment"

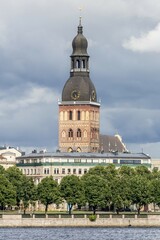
[0,214,160,227]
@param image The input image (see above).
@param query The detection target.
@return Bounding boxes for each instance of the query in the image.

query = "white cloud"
[123,23,160,52]
[0,84,59,117]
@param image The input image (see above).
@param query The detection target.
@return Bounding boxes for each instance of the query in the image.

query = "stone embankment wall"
[1,214,160,227]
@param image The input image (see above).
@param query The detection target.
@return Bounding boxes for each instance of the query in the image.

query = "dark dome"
[71,25,88,56]
[62,75,97,102]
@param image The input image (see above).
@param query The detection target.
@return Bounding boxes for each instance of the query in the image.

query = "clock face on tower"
[71,90,80,100]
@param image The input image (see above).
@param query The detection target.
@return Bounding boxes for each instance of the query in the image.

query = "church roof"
[62,75,97,102]
[99,134,128,153]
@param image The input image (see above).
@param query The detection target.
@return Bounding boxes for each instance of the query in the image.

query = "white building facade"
[16,151,151,184]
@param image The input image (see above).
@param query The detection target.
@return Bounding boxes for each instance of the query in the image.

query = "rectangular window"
[84,169,87,174]
[62,168,65,174]
[74,158,81,163]
[113,160,118,164]
[78,169,82,175]
[81,159,86,163]
[68,169,71,174]
[69,111,73,120]
[77,111,81,120]
[54,168,59,174]
[73,169,76,174]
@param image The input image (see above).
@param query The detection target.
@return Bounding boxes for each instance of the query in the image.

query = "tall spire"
[78,7,83,34]
[78,16,83,34]
[79,16,82,25]
[61,19,98,103]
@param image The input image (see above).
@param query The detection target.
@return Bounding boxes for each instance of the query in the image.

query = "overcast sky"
[0,0,160,158]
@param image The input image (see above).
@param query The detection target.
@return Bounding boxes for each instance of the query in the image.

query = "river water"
[0,227,160,240]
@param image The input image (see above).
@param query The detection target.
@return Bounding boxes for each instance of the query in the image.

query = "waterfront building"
[0,146,22,169]
[16,151,151,184]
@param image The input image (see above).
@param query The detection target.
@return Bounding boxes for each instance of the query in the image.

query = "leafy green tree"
[82,174,107,214]
[37,176,61,214]
[118,166,135,177]
[60,175,85,215]
[87,164,117,181]
[0,174,16,209]
[130,175,152,214]
[111,175,132,214]
[5,166,25,208]
[150,178,160,211]
[151,168,160,180]
[21,176,37,214]
[104,164,118,181]
[0,165,5,174]
[87,166,107,178]
[135,165,151,178]
[86,165,117,212]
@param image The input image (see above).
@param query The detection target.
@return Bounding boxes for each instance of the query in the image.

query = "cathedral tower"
[58,19,100,152]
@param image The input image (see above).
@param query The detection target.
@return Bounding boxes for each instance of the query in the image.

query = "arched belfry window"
[68,129,73,138]
[76,60,80,68]
[71,59,74,69]
[77,128,81,138]
[77,110,81,120]
[82,60,85,68]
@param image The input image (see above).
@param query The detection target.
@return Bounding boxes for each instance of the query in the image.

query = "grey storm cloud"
[0,0,160,157]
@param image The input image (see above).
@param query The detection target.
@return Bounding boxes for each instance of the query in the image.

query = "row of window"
[62,128,99,139]
[62,129,86,139]
[60,110,99,121]
[52,168,88,175]
[22,168,88,176]
[113,159,142,164]
[71,58,88,69]
[19,158,144,165]
[69,111,80,120]
[23,168,41,175]
[21,160,145,176]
